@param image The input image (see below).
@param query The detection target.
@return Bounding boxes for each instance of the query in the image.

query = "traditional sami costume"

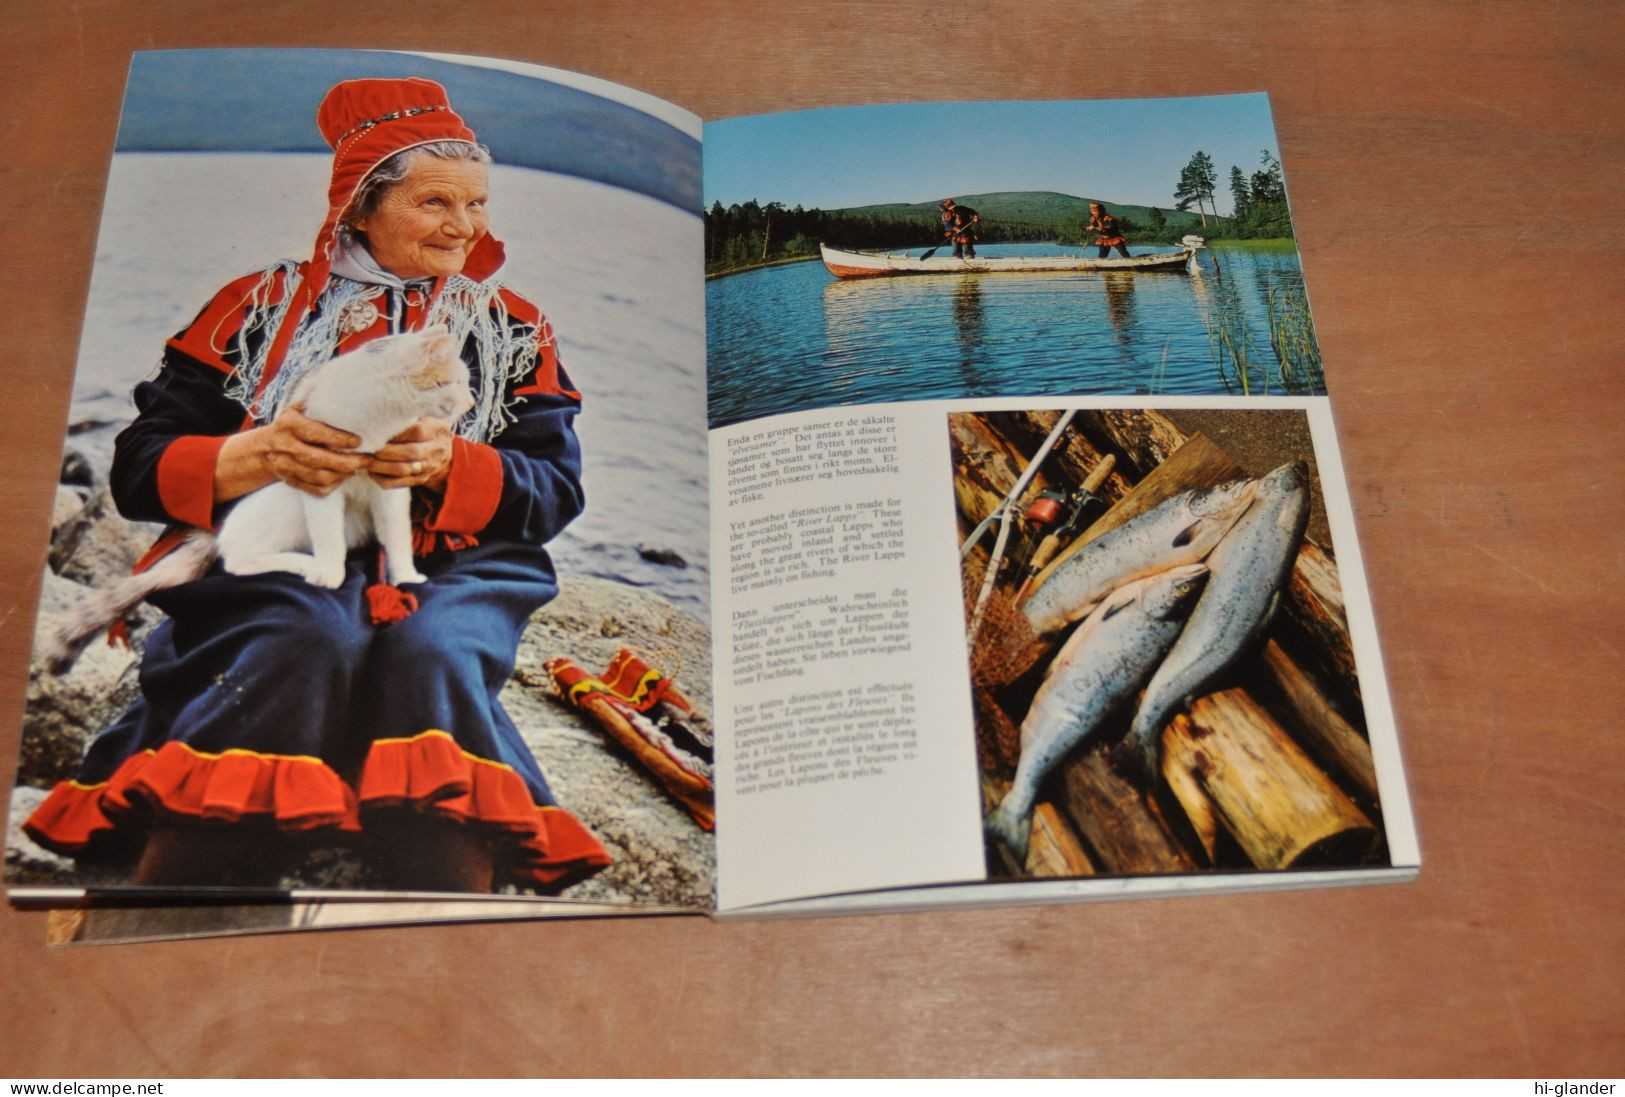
[24,77,612,892]
[949,205,980,259]
[1087,207,1131,259]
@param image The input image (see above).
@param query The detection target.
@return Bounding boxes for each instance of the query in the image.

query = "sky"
[702,93,1284,215]
[118,49,702,212]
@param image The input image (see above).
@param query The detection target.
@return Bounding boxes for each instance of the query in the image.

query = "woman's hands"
[215,406,364,502]
[213,409,455,501]
[366,418,454,492]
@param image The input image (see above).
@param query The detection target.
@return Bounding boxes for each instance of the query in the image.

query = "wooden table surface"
[3,0,1621,1078]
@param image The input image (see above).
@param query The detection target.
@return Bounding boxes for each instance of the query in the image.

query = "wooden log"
[947,413,1050,528]
[1162,746,1221,861]
[1161,691,1378,869]
[1260,639,1379,802]
[977,776,1091,877]
[1000,410,1136,505]
[1282,540,1361,705]
[1081,408,1191,476]
[1027,803,1096,878]
[1059,750,1199,874]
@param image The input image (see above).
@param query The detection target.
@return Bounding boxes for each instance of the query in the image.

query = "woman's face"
[354,155,490,280]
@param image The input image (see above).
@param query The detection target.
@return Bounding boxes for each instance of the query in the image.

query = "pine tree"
[1230,166,1252,226]
[1174,152,1218,227]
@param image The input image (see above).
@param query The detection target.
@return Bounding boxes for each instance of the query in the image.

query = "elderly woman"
[25,77,611,893]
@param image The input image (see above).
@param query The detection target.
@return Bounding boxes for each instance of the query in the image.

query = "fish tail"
[984,803,1032,868]
[1109,728,1161,786]
[40,534,216,674]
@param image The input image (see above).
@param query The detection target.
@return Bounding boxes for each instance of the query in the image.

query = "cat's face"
[354,326,475,422]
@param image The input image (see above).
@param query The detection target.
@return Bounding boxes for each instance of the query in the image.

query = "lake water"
[705,242,1321,428]
[66,153,710,621]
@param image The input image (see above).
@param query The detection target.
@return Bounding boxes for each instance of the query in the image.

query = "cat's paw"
[307,560,347,589]
[389,567,428,586]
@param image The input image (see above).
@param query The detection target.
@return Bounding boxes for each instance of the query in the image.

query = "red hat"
[313,77,492,266]
[255,77,504,402]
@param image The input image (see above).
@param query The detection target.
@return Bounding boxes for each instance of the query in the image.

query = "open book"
[5,48,1418,939]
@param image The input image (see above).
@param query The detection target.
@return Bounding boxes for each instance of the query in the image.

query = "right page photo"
[703,94,1415,911]
[705,93,1323,428]
[955,402,1407,882]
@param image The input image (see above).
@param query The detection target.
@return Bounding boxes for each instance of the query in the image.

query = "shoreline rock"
[12,554,716,907]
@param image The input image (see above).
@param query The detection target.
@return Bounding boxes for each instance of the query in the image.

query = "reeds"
[1201,272,1325,396]
[1266,283,1324,394]
[1204,298,1266,395]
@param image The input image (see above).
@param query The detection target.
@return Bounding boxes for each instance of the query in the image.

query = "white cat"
[43,325,474,672]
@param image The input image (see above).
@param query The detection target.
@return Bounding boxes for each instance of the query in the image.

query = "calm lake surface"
[706,242,1322,427]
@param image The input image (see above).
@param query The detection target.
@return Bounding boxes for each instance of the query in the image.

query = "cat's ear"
[411,354,462,390]
[424,326,458,358]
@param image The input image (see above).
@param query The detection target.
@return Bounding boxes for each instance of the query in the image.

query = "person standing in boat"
[944,200,981,259]
[1086,202,1132,258]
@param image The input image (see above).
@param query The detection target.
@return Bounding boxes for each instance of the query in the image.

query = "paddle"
[920,208,975,260]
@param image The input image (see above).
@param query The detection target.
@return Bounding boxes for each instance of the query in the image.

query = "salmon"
[1020,477,1257,636]
[1114,462,1311,781]
[986,564,1209,864]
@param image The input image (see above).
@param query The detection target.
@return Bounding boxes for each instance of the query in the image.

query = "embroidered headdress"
[313,76,503,280]
[228,77,542,443]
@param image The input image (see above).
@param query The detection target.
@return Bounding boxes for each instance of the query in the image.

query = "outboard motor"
[1180,234,1207,275]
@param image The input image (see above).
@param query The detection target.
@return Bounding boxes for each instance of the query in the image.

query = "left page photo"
[6,48,714,910]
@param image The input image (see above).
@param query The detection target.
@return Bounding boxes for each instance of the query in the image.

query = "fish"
[1112,461,1312,781]
[985,563,1209,865]
[1020,476,1258,636]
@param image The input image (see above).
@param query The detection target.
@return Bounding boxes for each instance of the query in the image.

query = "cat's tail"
[40,533,217,674]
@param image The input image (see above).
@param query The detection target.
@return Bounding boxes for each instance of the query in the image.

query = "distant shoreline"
[705,254,821,280]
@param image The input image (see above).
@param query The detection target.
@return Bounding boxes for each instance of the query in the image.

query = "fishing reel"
[1023,488,1070,533]
[1014,453,1117,603]
[1023,479,1099,550]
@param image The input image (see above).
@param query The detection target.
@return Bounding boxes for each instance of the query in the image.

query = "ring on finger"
[411,460,424,475]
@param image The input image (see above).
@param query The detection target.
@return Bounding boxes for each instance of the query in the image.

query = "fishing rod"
[962,410,1076,649]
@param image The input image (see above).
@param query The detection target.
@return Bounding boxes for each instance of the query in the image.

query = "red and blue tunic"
[24,266,613,892]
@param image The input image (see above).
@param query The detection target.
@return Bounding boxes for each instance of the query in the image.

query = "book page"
[703,97,1418,912]
[7,48,716,910]
[709,406,987,909]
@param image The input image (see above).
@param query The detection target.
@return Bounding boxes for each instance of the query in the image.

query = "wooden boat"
[821,237,1204,279]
